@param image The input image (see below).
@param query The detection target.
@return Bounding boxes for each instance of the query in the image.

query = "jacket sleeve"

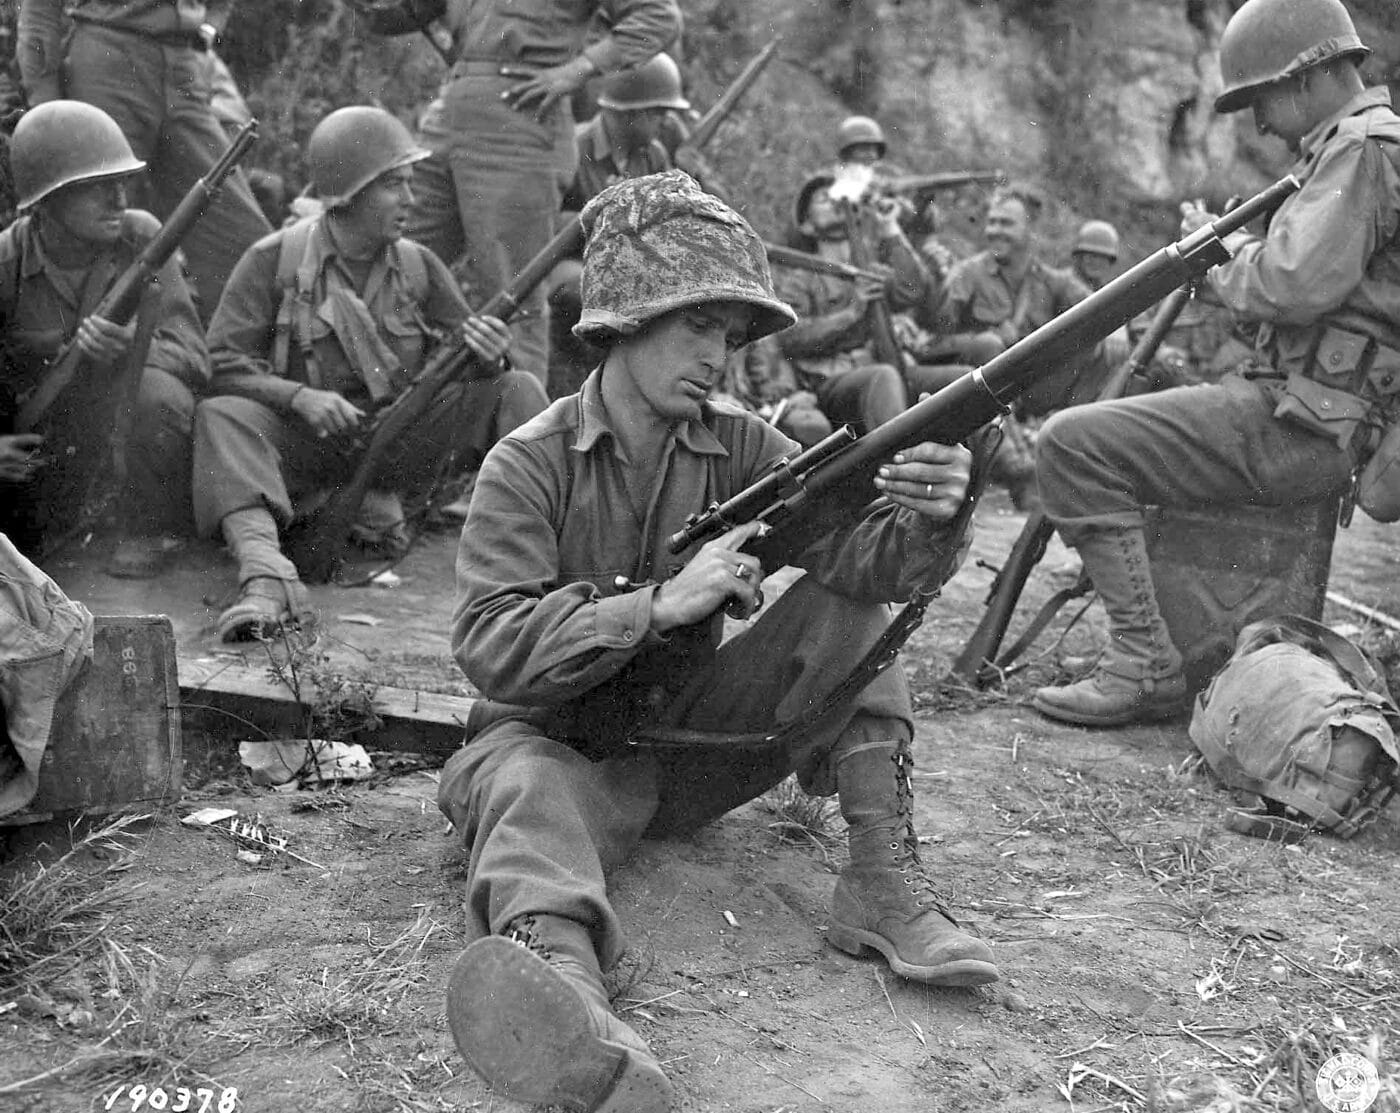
[452,435,669,705]
[145,256,211,393]
[360,0,447,35]
[16,0,65,104]
[932,258,976,335]
[204,239,305,410]
[584,0,682,74]
[1210,132,1400,325]
[774,268,867,359]
[879,228,935,313]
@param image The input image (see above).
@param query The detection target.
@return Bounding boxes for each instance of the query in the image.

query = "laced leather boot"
[1033,526,1186,727]
[828,740,999,986]
[446,913,673,1113]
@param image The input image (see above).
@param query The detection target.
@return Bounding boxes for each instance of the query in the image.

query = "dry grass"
[761,774,841,853]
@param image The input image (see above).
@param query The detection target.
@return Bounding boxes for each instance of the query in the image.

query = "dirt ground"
[2,492,1398,1113]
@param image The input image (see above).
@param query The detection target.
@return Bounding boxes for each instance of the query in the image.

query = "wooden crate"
[1145,496,1339,694]
[2,615,181,825]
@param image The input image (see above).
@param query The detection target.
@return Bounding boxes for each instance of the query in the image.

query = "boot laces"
[891,747,957,921]
[503,914,552,960]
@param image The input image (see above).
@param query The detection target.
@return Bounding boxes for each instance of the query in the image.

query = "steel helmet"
[596,54,690,113]
[1215,0,1370,114]
[306,106,429,209]
[1074,219,1120,260]
[10,100,145,211]
[793,171,836,228]
[836,115,887,159]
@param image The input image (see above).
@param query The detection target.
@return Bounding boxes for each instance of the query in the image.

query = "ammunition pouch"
[1272,372,1371,451]
[1270,323,1400,458]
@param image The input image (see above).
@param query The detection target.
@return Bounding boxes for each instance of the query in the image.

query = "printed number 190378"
[103,1084,239,1112]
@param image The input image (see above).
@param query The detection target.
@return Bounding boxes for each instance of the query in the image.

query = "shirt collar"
[1299,86,1393,161]
[316,216,405,277]
[572,366,731,459]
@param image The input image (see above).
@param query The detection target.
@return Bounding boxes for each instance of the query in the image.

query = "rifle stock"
[16,120,260,433]
[764,241,886,285]
[667,175,1300,567]
[683,39,779,152]
[948,282,1196,685]
[286,214,586,584]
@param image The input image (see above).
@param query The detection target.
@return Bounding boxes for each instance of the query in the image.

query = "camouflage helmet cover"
[1215,0,1370,114]
[11,100,146,211]
[306,106,429,209]
[574,169,797,345]
[596,54,691,113]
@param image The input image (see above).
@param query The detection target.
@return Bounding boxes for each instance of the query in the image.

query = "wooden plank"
[178,656,477,757]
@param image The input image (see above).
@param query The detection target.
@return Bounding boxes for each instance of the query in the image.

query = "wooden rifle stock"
[840,199,907,371]
[17,120,259,433]
[286,214,586,584]
[763,241,887,285]
[666,176,1300,568]
[948,282,1196,685]
[683,39,779,152]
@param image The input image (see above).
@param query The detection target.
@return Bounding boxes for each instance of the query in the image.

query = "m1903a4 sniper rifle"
[286,40,782,585]
[669,176,1300,576]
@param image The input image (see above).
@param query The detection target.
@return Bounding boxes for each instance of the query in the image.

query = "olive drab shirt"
[934,251,1090,347]
[205,218,471,412]
[0,209,209,407]
[452,369,969,708]
[1208,87,1400,375]
[563,115,674,213]
[18,0,231,103]
[366,0,680,75]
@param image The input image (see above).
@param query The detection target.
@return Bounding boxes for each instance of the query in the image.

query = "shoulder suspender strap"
[272,217,321,387]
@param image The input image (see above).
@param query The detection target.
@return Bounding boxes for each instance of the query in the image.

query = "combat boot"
[1032,526,1186,726]
[828,740,999,987]
[446,913,673,1113]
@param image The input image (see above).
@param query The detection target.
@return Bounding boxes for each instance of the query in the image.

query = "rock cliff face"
[679,0,1400,253]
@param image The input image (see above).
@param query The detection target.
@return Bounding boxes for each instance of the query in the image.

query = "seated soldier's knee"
[137,369,196,434]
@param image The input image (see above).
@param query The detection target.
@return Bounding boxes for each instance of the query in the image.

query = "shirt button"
[623,630,634,641]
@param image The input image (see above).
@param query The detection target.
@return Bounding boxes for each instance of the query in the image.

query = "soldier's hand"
[291,387,365,438]
[460,315,512,366]
[0,433,45,482]
[75,314,136,368]
[501,57,593,120]
[854,264,894,307]
[874,440,971,524]
[873,195,905,236]
[650,520,767,632]
[1179,199,1215,237]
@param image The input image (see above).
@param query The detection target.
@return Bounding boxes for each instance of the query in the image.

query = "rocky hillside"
[218,0,1400,263]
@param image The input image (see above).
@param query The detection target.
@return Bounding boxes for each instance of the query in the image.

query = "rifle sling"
[986,571,1093,678]
[633,425,1001,755]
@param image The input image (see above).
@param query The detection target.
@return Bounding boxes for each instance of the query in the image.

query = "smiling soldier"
[439,170,999,1113]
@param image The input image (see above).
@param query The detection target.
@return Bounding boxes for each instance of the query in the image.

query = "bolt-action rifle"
[667,176,1300,574]
[948,281,1197,686]
[880,168,1005,211]
[16,120,260,432]
[682,38,779,152]
[763,241,887,285]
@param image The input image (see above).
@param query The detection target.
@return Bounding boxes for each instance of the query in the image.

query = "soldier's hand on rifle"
[501,57,595,120]
[0,433,45,483]
[459,315,512,367]
[650,520,767,631]
[74,313,137,368]
[291,387,366,439]
[874,441,971,524]
[872,195,905,238]
[853,264,893,307]
[1179,198,1214,237]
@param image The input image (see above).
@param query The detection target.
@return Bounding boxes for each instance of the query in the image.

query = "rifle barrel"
[763,242,885,284]
[685,39,779,151]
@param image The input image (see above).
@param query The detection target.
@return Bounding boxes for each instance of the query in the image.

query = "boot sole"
[827,924,1000,987]
[1031,692,1185,728]
[446,937,673,1112]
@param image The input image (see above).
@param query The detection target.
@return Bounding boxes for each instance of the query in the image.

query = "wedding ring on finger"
[733,562,750,582]
[925,483,934,498]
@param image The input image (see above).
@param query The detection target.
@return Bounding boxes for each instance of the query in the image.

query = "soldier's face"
[1251,80,1309,147]
[612,107,667,149]
[1074,250,1115,290]
[842,143,883,166]
[985,198,1031,263]
[42,178,128,248]
[609,301,752,423]
[804,187,845,240]
[340,166,415,248]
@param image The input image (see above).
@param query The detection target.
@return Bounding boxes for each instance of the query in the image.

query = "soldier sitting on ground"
[439,169,997,1113]
[192,106,548,642]
[0,101,207,575]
